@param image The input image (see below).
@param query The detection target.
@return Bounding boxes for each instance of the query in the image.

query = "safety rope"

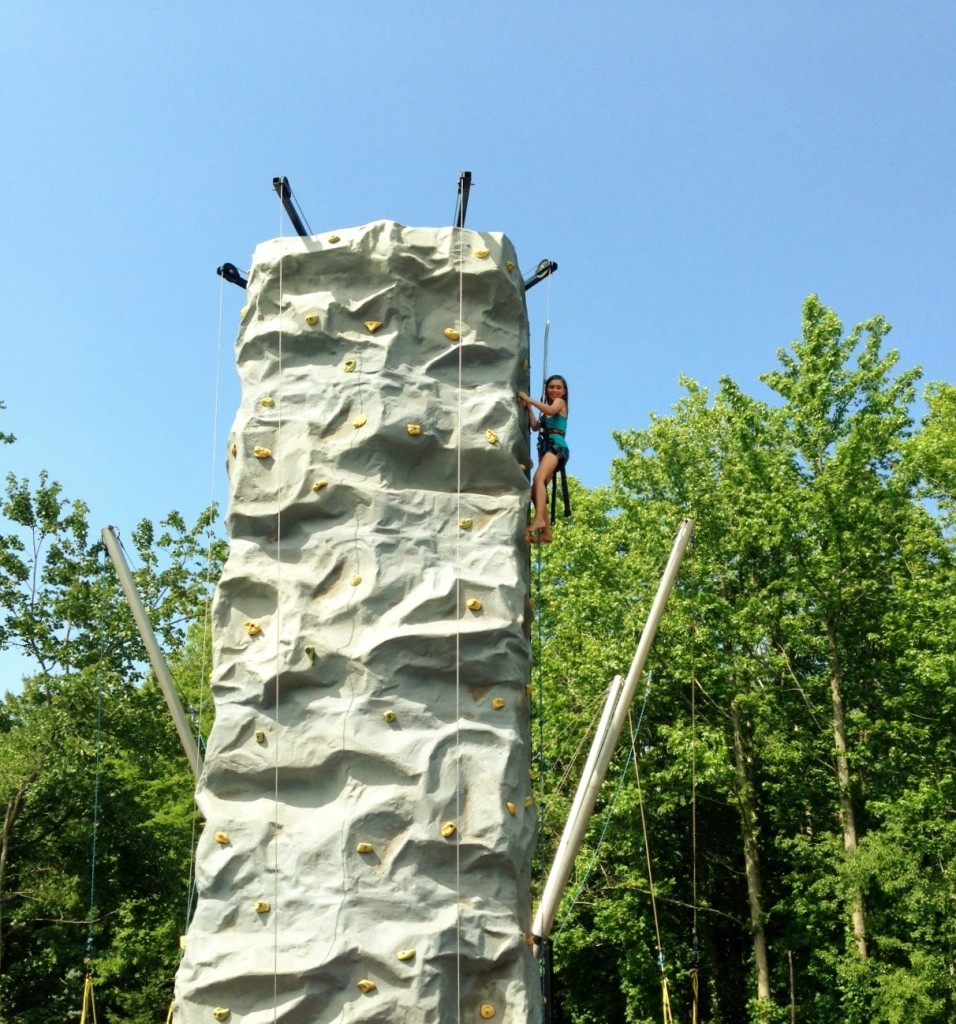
[532,278,550,860]
[536,274,570,526]
[270,193,291,1023]
[79,971,99,1024]
[454,221,465,1024]
[183,255,229,942]
[80,657,104,1024]
[552,680,653,938]
[690,624,700,1024]
[629,704,673,1024]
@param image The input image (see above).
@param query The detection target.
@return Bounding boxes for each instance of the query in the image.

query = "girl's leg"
[529,452,559,537]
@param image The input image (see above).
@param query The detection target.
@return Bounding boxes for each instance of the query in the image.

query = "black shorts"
[538,435,570,468]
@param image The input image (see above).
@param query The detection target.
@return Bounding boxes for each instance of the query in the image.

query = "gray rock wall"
[173,221,541,1023]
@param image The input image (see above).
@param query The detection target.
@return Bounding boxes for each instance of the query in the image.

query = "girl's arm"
[517,392,540,431]
[518,391,566,417]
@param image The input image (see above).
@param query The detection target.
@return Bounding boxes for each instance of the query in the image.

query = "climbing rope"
[689,545,701,1024]
[454,221,466,1024]
[552,680,654,938]
[79,661,104,1024]
[79,971,99,1024]
[271,193,288,1024]
[629,706,673,1024]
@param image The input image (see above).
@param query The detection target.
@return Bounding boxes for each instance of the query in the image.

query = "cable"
[454,222,465,1024]
[271,189,287,1024]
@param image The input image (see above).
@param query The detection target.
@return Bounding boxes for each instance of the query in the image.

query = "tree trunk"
[827,615,867,958]
[731,700,772,1019]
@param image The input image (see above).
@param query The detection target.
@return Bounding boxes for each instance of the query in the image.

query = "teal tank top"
[542,412,569,449]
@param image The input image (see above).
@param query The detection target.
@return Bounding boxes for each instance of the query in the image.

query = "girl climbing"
[518,374,569,544]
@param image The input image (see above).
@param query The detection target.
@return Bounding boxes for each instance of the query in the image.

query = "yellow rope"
[165,998,176,1024]
[660,975,674,1024]
[79,973,98,1024]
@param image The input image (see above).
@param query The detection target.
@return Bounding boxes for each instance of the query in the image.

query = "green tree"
[531,299,956,1023]
[0,460,224,1023]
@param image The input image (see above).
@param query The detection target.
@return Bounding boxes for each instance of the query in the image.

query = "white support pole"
[101,526,204,782]
[533,517,694,941]
[532,674,624,940]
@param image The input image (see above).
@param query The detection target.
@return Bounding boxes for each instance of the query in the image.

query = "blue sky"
[2,3,954,687]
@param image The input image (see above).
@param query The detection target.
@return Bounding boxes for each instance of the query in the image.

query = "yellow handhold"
[364,320,383,333]
[253,446,272,459]
[214,831,229,845]
[253,900,271,913]
[350,574,362,586]
[312,479,328,492]
[526,934,535,946]
[255,730,265,744]
[328,234,341,243]
[466,598,482,612]
[443,327,460,341]
[343,359,357,372]
[491,697,506,710]
[356,842,374,854]
[485,430,499,445]
[244,621,261,636]
[458,517,473,529]
[229,444,237,458]
[480,1005,496,1019]
[406,423,422,436]
[441,821,457,838]
[353,414,367,428]
[524,796,534,808]
[212,1008,231,1021]
[357,979,376,993]
[260,396,275,408]
[506,260,515,272]
[383,710,396,722]
[305,313,319,326]
[474,248,490,259]
[506,802,516,816]
[179,934,187,950]
[305,646,316,663]
[239,305,249,319]
[396,948,416,961]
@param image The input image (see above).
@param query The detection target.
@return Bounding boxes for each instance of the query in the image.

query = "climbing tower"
[173,221,541,1023]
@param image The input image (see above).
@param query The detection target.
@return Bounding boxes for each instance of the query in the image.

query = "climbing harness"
[538,421,572,525]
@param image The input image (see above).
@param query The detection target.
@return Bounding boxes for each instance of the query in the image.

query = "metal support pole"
[454,170,472,228]
[532,518,694,941]
[101,526,203,782]
[272,176,311,237]
[216,262,248,289]
[524,259,558,290]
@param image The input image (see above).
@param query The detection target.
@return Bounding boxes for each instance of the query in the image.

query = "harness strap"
[539,423,572,524]
[549,467,571,525]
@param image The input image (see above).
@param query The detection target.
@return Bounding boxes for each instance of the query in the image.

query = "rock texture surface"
[173,222,540,1023]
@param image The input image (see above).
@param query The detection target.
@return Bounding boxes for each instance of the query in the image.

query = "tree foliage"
[531,298,956,1023]
[1,295,954,1023]
[0,453,223,1023]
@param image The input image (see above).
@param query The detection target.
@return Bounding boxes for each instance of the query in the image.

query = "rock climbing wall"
[173,221,541,1024]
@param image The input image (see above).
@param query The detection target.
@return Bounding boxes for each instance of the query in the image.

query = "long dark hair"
[541,374,569,411]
